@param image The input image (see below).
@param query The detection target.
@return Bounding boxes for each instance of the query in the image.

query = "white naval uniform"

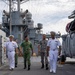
[4,41,18,69]
[47,38,61,73]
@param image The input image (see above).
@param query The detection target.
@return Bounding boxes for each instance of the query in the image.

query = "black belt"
[9,51,13,52]
[52,49,56,51]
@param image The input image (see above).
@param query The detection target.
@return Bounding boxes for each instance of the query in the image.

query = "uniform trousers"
[8,51,15,69]
[23,52,31,67]
[41,52,48,65]
[49,50,58,72]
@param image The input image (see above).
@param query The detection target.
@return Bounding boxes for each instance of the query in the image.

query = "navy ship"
[0,0,75,66]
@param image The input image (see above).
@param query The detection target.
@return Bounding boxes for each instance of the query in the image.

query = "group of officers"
[4,31,61,74]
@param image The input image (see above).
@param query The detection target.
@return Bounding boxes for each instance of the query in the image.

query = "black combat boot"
[24,61,26,69]
[24,59,27,69]
[46,64,49,70]
[41,63,44,69]
[28,65,30,71]
[24,63,27,69]
[15,63,17,68]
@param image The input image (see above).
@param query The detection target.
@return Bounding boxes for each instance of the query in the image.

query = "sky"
[0,0,75,34]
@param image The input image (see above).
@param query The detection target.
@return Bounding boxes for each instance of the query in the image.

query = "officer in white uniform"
[47,31,61,73]
[4,35,18,70]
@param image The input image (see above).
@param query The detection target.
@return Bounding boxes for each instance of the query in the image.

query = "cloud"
[43,18,73,34]
[21,0,75,22]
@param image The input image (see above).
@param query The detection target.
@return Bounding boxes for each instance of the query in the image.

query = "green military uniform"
[21,40,33,69]
[39,40,48,70]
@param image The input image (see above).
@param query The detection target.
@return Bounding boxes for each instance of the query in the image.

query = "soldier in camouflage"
[38,34,48,70]
[20,36,33,70]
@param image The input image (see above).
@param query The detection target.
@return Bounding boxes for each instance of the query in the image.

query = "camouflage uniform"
[39,40,48,69]
[21,41,33,69]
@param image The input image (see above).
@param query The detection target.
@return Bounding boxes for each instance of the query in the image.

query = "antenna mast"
[9,0,12,34]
